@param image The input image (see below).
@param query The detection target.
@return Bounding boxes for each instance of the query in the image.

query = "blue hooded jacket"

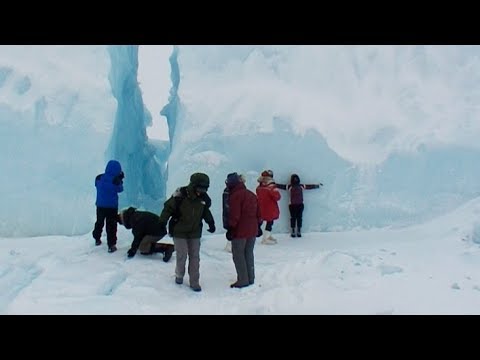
[95,160,124,208]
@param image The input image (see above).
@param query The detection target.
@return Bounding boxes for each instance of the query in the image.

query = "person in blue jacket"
[92,160,124,253]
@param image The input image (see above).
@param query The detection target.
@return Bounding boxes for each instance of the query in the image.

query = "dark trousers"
[263,221,274,231]
[232,237,256,285]
[289,204,304,229]
[92,207,118,247]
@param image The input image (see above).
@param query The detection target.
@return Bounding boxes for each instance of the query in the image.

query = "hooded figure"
[256,169,281,244]
[118,207,174,262]
[223,172,262,288]
[92,160,124,253]
[158,172,216,292]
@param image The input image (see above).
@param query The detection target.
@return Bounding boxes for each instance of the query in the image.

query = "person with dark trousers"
[158,173,216,292]
[276,174,322,238]
[92,160,124,253]
[117,207,174,262]
[223,173,248,253]
[223,173,262,288]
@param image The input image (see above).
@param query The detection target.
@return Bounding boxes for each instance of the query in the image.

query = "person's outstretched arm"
[303,183,323,189]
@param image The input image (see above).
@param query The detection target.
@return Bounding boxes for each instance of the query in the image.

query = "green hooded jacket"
[159,174,215,239]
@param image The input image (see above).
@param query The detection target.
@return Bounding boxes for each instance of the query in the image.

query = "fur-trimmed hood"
[257,175,275,185]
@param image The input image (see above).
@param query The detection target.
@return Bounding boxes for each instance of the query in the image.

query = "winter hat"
[225,172,240,188]
[118,207,136,228]
[258,170,275,184]
[190,172,210,193]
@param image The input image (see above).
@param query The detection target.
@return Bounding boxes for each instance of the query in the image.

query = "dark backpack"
[222,186,229,230]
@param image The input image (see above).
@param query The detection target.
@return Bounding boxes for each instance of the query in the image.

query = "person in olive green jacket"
[158,173,216,292]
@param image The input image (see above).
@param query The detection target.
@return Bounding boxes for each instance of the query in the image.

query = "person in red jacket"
[224,172,262,288]
[277,174,322,238]
[223,173,248,253]
[256,170,281,245]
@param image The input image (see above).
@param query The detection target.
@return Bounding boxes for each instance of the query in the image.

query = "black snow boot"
[230,282,249,289]
[163,245,174,263]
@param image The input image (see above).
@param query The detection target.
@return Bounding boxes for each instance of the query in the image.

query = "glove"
[257,225,263,238]
[207,224,216,233]
[226,229,234,241]
[127,248,137,258]
[113,173,124,185]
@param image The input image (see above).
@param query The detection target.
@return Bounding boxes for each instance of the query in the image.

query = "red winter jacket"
[256,181,281,222]
[228,182,261,239]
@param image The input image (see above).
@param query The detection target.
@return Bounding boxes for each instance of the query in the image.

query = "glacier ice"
[2,45,480,237]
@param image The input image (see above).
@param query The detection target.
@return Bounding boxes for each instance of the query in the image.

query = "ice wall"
[0,45,168,237]
[166,45,480,232]
[107,46,165,212]
[2,45,480,237]
[0,46,115,237]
